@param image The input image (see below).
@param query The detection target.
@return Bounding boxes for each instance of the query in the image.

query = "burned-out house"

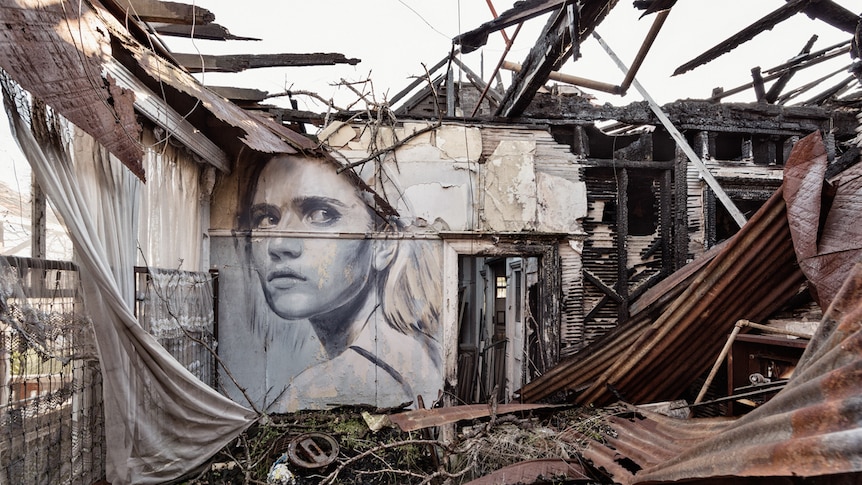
[0,0,860,484]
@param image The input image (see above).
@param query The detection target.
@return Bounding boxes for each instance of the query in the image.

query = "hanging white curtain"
[2,78,256,484]
[138,129,205,270]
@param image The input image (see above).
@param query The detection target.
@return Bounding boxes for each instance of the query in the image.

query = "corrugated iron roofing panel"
[516,131,862,483]
[522,132,840,407]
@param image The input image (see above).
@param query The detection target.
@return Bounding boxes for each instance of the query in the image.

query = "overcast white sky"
[164,1,860,111]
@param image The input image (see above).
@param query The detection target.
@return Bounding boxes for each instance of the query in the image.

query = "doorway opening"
[456,255,541,404]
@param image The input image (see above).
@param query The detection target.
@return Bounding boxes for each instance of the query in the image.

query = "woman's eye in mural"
[297,197,344,228]
[250,204,281,229]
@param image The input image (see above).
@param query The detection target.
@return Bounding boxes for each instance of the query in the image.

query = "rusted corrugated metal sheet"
[513,131,862,482]
[577,185,802,406]
[0,0,144,177]
[562,256,862,483]
[786,131,862,311]
[521,132,841,407]
[463,458,592,485]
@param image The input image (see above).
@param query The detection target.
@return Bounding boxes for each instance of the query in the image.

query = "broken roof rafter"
[453,0,580,54]
[763,34,820,103]
[764,38,851,75]
[115,0,260,42]
[710,42,853,102]
[673,0,858,76]
[495,2,582,117]
[173,52,361,74]
[152,22,260,41]
[114,0,215,25]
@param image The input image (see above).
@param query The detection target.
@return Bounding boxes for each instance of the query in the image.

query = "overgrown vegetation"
[180,404,627,484]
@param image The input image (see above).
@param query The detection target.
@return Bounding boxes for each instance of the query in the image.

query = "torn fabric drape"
[2,77,256,484]
[138,129,206,270]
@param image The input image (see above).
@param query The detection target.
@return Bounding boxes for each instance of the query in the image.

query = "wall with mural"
[209,122,587,412]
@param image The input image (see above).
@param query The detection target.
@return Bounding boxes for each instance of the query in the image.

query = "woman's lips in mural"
[266,268,306,289]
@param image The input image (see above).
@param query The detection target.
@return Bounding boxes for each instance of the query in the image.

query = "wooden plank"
[496,6,574,117]
[583,269,622,303]
[388,53,452,107]
[453,0,575,53]
[103,59,230,173]
[673,0,817,76]
[764,35,819,103]
[173,53,360,73]
[617,167,629,322]
[153,23,259,41]
[205,86,268,102]
[451,57,502,104]
[119,0,215,25]
[795,0,860,33]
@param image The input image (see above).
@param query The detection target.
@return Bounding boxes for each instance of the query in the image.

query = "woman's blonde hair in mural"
[380,233,442,368]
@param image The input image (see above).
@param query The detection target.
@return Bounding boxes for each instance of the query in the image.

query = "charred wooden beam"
[496,5,576,117]
[153,23,260,41]
[263,107,330,127]
[764,35,819,103]
[802,74,858,105]
[174,52,360,73]
[117,0,215,25]
[451,57,502,105]
[616,168,629,322]
[763,39,850,75]
[776,63,854,104]
[633,0,677,19]
[673,0,818,76]
[389,54,452,107]
[519,95,857,137]
[453,0,576,53]
[795,0,860,33]
[751,67,766,102]
[584,269,623,303]
[710,42,850,102]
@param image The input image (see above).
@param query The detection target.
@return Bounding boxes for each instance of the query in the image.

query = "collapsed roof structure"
[0,0,860,483]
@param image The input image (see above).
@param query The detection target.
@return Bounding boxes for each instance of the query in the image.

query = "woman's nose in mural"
[267,235,303,260]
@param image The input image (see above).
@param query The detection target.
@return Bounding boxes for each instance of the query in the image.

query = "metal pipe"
[470,23,523,117]
[739,319,812,340]
[695,321,744,405]
[501,60,622,94]
[619,10,670,94]
[484,0,510,45]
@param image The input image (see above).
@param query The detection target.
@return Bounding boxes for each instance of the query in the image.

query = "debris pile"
[182,404,625,484]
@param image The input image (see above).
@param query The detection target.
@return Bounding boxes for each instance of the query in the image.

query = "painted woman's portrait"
[231,152,443,411]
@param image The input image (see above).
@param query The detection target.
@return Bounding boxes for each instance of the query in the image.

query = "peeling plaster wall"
[482,140,539,231]
[337,122,588,235]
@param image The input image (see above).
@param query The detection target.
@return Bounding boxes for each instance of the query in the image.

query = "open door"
[456,256,538,404]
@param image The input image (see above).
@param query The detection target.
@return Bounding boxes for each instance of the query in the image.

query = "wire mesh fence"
[0,256,105,485]
[134,267,219,389]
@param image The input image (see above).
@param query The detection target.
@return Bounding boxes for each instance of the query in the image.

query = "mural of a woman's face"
[249,155,377,320]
